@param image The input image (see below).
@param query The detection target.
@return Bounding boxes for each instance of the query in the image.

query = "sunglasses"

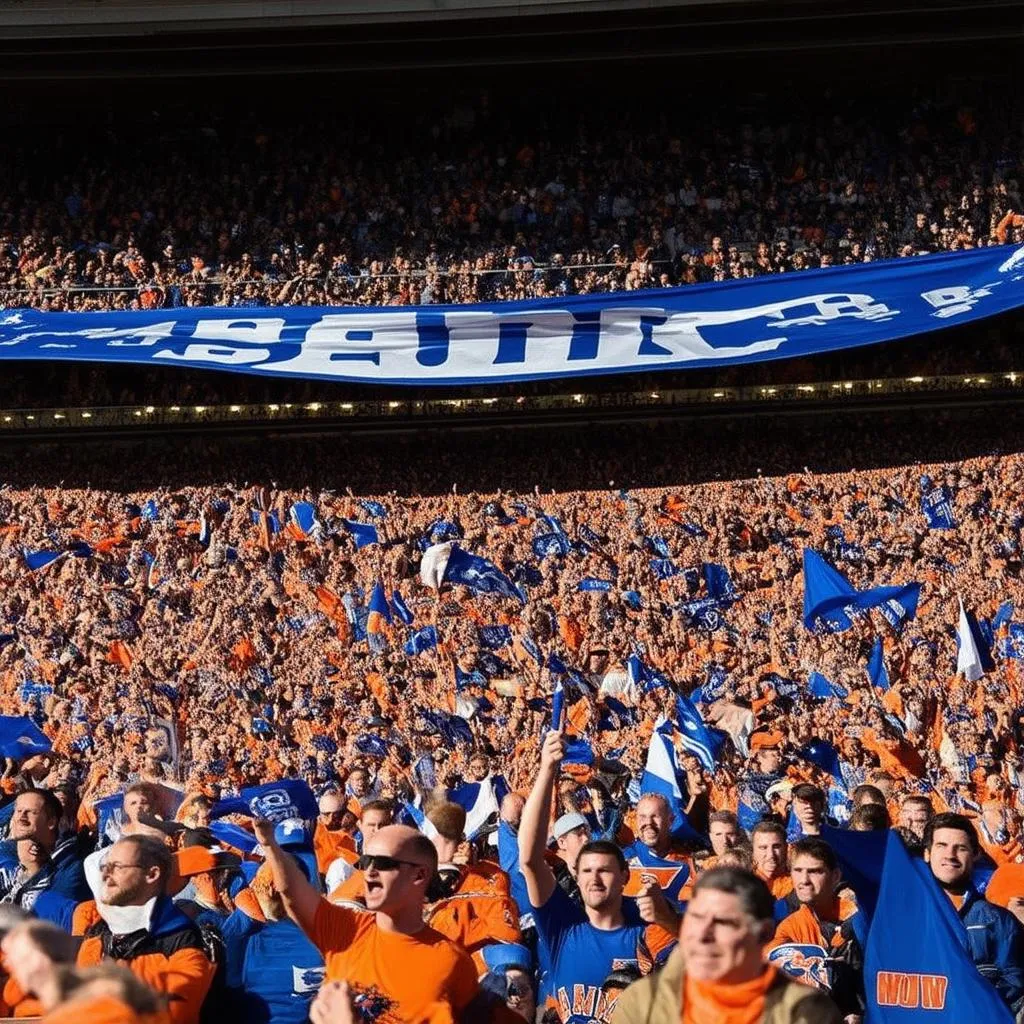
[356,854,422,873]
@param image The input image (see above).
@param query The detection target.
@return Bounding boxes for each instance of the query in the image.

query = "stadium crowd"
[0,403,1019,1022]
[1,87,1021,318]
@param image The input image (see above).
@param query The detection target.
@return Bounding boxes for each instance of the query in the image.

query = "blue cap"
[481,943,532,973]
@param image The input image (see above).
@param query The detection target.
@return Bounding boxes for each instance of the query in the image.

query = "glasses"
[356,854,421,873]
[100,861,143,874]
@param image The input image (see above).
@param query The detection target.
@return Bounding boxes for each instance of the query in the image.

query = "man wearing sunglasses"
[254,818,478,1024]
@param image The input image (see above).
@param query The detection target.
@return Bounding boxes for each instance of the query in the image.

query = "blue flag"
[210,779,318,824]
[627,654,673,694]
[820,825,887,923]
[640,716,706,848]
[404,626,438,656]
[478,625,512,650]
[808,672,849,702]
[390,590,414,626]
[799,738,844,784]
[577,578,614,592]
[703,562,738,604]
[359,499,387,519]
[803,548,921,633]
[650,558,681,580]
[864,830,1013,1022]
[867,636,890,691]
[0,716,51,759]
[921,479,957,530]
[23,549,64,572]
[444,546,524,602]
[341,519,379,548]
[673,693,724,772]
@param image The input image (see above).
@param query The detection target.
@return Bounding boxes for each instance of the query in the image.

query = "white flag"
[956,596,984,682]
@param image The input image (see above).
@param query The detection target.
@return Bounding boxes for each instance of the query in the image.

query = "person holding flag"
[922,813,1024,1011]
[519,729,677,1024]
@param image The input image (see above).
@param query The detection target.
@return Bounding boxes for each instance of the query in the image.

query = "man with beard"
[519,731,677,1023]
[76,835,217,1024]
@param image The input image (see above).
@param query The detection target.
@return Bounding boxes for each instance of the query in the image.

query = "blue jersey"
[532,883,675,1023]
[619,842,690,907]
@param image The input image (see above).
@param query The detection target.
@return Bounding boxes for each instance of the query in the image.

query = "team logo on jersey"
[350,985,398,1022]
[767,943,831,989]
[292,966,325,995]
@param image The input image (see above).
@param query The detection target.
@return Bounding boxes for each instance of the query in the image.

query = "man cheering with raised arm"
[253,819,478,1024]
[519,730,677,1024]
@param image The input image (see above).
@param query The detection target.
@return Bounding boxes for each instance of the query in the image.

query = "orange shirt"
[314,822,358,875]
[309,899,478,1024]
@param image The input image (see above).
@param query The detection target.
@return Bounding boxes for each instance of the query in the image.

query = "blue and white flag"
[23,549,64,572]
[359,499,387,519]
[442,546,524,602]
[551,678,565,732]
[448,777,501,840]
[390,590,414,626]
[921,478,957,530]
[404,626,438,656]
[627,653,673,694]
[703,562,738,604]
[672,693,724,772]
[865,830,1013,1022]
[0,716,51,759]
[577,578,614,592]
[210,779,318,824]
[639,715,706,847]
[2,245,1021,384]
[803,548,920,633]
[288,501,322,539]
[956,597,988,682]
[808,671,849,702]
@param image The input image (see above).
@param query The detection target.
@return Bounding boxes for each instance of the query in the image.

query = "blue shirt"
[531,882,674,1023]
[222,911,325,1024]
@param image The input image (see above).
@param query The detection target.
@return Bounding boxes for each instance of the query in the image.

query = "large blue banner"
[1,245,1021,386]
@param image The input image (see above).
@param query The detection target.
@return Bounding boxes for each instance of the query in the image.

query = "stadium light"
[389,401,401,409]
[573,394,583,402]
[907,376,924,383]
[82,412,92,419]
[713,391,724,398]
[230,405,241,413]
[195,406,206,413]
[843,382,853,390]
[650,392,660,399]
[170,406,181,412]
[268,404,279,411]
[2,417,10,423]
[797,385,814,392]
[134,410,142,417]
[145,406,155,414]
[977,378,988,384]
[307,403,321,411]
[54,413,64,420]
[26,415,34,421]
[341,403,353,410]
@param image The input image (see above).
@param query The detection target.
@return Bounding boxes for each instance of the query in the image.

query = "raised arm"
[518,729,563,908]
[252,818,323,939]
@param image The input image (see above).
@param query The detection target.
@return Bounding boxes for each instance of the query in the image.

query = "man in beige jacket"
[612,867,843,1024]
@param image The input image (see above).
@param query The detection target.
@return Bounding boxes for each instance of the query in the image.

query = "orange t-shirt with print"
[309,899,478,1024]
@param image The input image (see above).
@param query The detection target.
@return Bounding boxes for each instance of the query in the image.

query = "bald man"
[255,820,478,1022]
[313,792,358,876]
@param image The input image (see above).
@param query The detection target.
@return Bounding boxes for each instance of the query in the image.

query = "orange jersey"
[425,864,521,955]
[309,899,478,1024]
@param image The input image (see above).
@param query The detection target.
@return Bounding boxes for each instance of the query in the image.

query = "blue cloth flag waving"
[443,546,524,603]
[0,716,52,759]
[864,830,1013,1022]
[803,548,921,633]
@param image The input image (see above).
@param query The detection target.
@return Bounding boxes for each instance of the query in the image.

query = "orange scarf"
[682,965,780,1024]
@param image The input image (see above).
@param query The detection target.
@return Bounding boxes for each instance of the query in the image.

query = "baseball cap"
[274,818,311,848]
[552,812,590,841]
[751,730,784,751]
[481,942,533,973]
[765,779,795,802]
